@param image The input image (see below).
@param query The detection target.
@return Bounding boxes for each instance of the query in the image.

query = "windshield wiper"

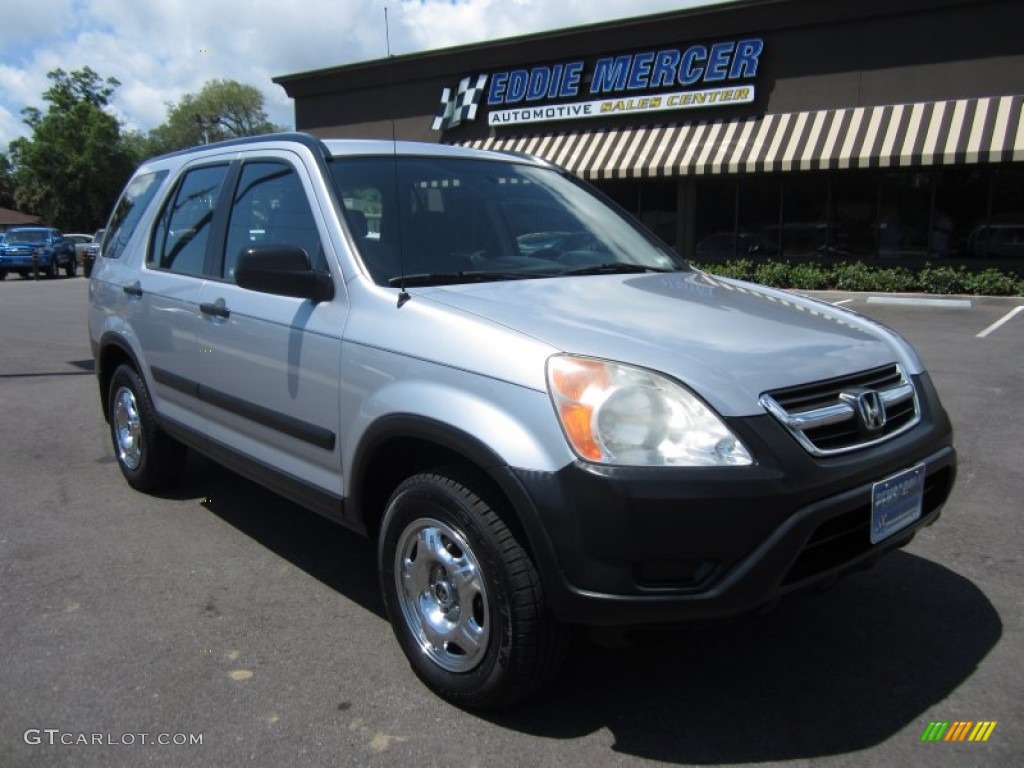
[387,271,550,288]
[557,262,676,276]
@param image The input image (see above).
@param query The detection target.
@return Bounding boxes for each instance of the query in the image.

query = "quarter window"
[103,170,169,260]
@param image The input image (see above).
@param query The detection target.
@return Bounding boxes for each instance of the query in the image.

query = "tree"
[148,79,282,154]
[0,153,15,209]
[9,67,136,230]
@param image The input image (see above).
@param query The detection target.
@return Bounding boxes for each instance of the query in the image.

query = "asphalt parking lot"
[1,276,1021,767]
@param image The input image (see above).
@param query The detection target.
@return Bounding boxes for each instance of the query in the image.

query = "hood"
[418,270,919,417]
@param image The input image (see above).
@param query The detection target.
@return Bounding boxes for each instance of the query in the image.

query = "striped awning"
[461,95,1024,179]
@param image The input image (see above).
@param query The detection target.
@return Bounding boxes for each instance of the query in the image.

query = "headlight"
[546,354,752,467]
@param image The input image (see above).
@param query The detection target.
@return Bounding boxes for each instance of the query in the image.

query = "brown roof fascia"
[0,207,42,227]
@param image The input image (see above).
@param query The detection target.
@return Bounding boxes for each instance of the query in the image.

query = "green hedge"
[692,260,1023,296]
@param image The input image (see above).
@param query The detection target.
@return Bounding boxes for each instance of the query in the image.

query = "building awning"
[461,95,1024,179]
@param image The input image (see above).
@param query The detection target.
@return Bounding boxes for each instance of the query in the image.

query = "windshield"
[6,230,48,245]
[329,155,686,286]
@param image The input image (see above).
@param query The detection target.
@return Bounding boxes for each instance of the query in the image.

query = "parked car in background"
[0,227,76,279]
[0,233,6,248]
[83,229,105,276]
[65,233,95,267]
[696,231,778,261]
[967,223,1024,260]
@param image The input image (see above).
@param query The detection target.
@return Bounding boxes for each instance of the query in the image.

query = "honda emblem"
[841,389,887,432]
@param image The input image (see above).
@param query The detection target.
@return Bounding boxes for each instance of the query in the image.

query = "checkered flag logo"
[432,74,488,132]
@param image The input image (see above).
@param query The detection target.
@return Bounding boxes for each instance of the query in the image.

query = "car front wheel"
[108,364,186,491]
[379,470,567,709]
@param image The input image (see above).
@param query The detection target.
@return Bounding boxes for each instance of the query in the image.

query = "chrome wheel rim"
[113,385,143,470]
[395,517,490,673]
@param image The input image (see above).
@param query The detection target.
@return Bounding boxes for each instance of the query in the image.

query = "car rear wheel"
[379,470,567,709]
[108,364,186,492]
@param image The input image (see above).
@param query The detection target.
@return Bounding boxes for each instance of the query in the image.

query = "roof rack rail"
[150,131,333,163]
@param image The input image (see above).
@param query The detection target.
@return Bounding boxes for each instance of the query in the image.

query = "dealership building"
[275,0,1024,267]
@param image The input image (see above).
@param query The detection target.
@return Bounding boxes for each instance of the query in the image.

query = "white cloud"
[0,0,75,55]
[0,0,726,152]
[393,0,722,52]
[0,105,29,147]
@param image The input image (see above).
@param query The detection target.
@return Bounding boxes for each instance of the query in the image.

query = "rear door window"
[150,164,229,276]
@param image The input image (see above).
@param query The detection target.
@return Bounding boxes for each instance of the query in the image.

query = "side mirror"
[235,245,334,303]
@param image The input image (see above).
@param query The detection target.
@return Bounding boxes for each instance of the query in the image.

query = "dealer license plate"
[870,463,925,544]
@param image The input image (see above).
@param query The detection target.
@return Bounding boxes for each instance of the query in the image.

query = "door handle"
[123,281,143,297]
[200,300,230,319]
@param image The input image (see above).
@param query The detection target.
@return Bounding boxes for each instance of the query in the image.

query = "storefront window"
[991,167,1024,219]
[982,167,1024,262]
[831,173,877,259]
[677,164,1024,270]
[598,179,678,249]
[779,175,829,260]
[934,168,988,260]
[694,179,737,262]
[600,180,638,213]
[737,177,781,259]
[878,173,931,258]
[639,180,678,249]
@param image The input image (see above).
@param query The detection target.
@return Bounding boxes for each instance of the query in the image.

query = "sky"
[0,0,728,153]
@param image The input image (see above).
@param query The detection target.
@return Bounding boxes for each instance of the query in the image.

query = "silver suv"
[89,133,956,708]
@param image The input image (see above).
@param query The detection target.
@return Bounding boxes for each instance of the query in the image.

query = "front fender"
[341,372,575,492]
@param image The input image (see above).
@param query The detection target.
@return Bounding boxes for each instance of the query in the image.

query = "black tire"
[379,470,567,709]
[107,364,187,492]
[46,258,59,279]
[65,258,77,277]
[0,270,6,280]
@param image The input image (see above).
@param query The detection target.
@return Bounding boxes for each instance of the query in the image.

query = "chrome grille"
[760,364,920,456]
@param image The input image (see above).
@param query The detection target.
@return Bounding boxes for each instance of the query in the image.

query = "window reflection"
[661,165,1024,270]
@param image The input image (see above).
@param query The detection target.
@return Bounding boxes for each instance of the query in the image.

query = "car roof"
[134,132,552,173]
[320,139,550,166]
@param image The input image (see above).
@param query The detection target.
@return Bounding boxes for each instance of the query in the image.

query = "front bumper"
[498,373,956,626]
[0,251,55,268]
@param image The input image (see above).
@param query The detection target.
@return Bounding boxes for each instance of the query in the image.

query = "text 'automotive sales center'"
[275,0,1024,270]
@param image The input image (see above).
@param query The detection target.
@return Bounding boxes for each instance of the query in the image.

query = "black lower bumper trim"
[499,404,955,627]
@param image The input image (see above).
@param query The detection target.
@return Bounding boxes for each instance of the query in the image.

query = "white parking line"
[832,299,854,306]
[865,296,973,308]
[976,305,1024,338]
